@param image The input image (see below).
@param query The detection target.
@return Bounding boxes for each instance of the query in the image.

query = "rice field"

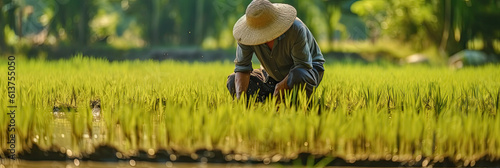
[1,55,500,166]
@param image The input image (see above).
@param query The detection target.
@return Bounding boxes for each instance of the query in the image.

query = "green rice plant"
[0,56,499,164]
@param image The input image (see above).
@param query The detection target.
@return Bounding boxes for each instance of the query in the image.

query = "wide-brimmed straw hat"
[233,0,297,45]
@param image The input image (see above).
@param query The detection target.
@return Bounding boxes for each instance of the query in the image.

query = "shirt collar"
[259,34,286,47]
[277,34,286,40]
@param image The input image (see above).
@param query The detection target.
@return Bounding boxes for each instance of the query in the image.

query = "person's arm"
[290,21,313,70]
[233,43,254,100]
[235,71,251,100]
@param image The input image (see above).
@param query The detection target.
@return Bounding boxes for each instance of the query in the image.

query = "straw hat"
[233,0,297,45]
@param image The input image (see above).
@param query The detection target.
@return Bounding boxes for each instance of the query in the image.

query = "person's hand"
[273,80,289,97]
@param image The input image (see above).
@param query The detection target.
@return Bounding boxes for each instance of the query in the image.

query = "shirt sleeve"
[234,43,254,72]
[290,25,313,70]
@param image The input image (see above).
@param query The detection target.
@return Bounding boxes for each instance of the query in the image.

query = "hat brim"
[233,3,297,45]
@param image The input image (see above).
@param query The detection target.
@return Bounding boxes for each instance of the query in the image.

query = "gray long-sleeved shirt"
[234,18,325,81]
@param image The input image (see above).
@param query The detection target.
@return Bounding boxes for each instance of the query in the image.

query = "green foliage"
[352,0,439,50]
[1,0,499,60]
[0,57,499,164]
[352,0,500,56]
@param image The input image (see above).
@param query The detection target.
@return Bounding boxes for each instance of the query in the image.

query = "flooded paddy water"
[4,113,494,167]
[2,160,283,168]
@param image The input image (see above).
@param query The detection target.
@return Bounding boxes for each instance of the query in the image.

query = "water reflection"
[50,111,107,157]
[9,161,285,168]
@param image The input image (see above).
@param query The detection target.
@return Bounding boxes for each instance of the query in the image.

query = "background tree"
[1,0,498,59]
[352,0,500,57]
[47,0,96,46]
[0,0,6,51]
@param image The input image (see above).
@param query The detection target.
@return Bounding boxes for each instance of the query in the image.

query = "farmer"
[227,0,325,102]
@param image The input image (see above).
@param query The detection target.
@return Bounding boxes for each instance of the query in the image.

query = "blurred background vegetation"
[0,0,499,63]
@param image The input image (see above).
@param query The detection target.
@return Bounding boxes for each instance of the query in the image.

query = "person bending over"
[227,0,325,102]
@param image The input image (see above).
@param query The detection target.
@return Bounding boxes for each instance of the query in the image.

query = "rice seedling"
[0,55,499,166]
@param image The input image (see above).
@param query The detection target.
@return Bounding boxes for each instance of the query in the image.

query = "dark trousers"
[227,65,324,102]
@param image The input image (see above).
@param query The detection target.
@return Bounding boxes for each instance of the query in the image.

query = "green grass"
[0,55,499,164]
